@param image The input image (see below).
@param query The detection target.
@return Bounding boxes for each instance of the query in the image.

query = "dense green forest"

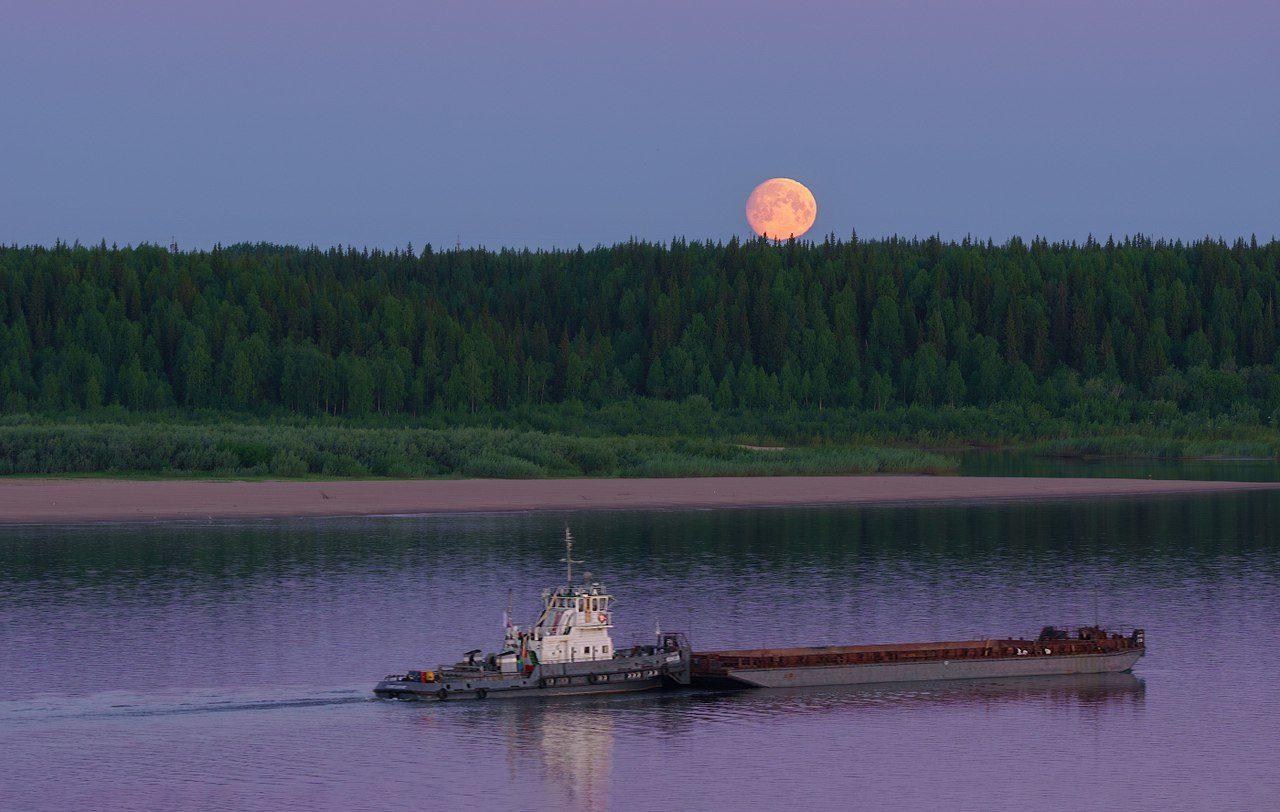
[2,236,1279,475]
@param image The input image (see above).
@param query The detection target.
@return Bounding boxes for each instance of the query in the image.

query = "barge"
[375,529,1143,701]
[692,625,1144,689]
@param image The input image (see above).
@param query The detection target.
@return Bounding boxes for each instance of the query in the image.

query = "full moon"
[745,177,817,239]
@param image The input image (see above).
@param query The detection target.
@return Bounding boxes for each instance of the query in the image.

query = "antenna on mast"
[561,526,582,586]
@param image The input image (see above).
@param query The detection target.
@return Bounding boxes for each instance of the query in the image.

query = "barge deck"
[692,626,1144,689]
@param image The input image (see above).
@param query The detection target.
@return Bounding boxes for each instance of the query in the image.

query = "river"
[2,492,1278,810]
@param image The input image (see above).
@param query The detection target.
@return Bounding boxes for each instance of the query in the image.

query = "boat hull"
[374,645,689,701]
[701,649,1143,689]
[375,675,666,701]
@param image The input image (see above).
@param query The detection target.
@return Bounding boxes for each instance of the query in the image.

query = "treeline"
[2,235,1279,424]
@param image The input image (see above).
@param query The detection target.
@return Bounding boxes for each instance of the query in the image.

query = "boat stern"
[374,670,442,700]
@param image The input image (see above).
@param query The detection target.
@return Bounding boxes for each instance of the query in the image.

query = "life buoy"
[598,613,608,623]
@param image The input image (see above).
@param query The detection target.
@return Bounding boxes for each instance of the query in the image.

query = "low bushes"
[0,421,958,479]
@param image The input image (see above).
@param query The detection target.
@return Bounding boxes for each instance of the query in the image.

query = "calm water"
[3,495,1279,811]
[958,451,1280,481]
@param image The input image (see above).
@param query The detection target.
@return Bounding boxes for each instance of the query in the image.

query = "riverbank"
[2,475,1278,524]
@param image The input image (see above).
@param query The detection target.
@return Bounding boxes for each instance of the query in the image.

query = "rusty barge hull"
[692,630,1145,689]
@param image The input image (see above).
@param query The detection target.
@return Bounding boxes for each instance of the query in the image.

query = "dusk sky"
[3,1,1277,249]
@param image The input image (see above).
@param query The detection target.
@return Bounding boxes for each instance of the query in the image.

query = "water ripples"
[3,498,1279,810]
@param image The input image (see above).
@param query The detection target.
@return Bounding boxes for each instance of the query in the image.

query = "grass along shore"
[4,400,1280,480]
[0,420,956,479]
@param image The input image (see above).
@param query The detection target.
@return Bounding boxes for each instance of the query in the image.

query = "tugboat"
[374,529,691,701]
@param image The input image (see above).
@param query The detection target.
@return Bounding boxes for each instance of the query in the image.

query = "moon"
[745,178,817,239]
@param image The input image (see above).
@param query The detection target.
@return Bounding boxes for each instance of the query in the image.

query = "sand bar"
[0,475,1277,524]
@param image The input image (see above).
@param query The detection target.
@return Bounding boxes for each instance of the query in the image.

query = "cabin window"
[603,645,609,654]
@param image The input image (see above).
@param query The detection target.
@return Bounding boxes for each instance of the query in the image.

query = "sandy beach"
[0,475,1277,524]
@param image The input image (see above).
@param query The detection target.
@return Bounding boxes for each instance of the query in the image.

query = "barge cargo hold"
[691,626,1144,689]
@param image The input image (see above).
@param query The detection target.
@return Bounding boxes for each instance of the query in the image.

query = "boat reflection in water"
[684,671,1146,720]
[537,708,613,809]
[487,702,616,810]
[480,672,1142,806]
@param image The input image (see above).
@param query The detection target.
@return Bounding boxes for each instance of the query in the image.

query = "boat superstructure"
[374,529,690,701]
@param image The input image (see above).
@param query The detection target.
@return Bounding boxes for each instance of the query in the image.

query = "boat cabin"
[504,529,616,665]
[527,583,614,664]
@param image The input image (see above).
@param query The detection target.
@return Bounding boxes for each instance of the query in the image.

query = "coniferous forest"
[2,236,1280,477]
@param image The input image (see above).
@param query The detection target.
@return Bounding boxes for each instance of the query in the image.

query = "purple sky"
[2,1,1277,248]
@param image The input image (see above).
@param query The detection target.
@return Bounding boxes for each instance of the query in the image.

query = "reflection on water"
[693,672,1146,718]
[959,450,1280,481]
[511,704,614,808]
[1,493,1277,810]
[539,709,612,808]
[504,673,1145,809]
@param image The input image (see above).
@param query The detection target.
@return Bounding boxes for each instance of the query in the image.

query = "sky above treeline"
[2,1,1277,249]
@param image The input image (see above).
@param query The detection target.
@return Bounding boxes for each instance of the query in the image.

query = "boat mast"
[561,526,583,587]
